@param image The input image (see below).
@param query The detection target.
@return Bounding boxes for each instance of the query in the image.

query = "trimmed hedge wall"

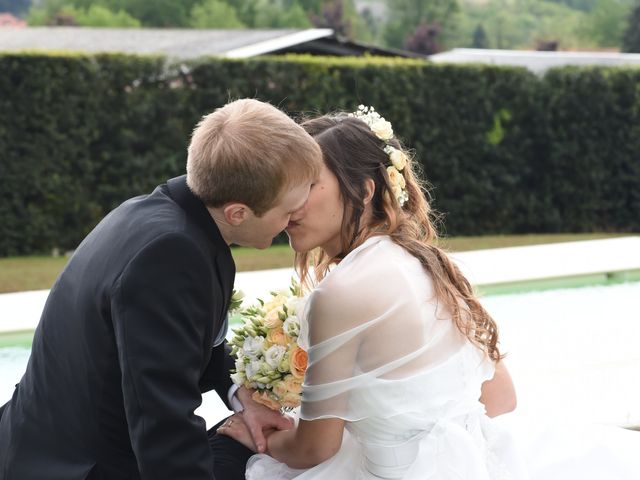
[1,53,638,256]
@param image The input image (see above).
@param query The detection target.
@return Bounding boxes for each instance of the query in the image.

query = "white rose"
[260,361,276,375]
[285,296,304,315]
[230,372,245,386]
[243,336,265,358]
[389,149,408,171]
[264,345,287,369]
[370,118,393,140]
[245,359,263,380]
[235,358,246,372]
[282,316,300,337]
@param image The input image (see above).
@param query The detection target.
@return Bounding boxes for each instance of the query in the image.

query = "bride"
[218,107,640,479]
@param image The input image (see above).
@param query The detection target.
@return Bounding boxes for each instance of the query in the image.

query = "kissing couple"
[1,99,639,479]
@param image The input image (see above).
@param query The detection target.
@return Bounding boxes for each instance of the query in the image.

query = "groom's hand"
[236,386,294,453]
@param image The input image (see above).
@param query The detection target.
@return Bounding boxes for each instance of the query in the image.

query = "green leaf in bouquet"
[289,277,302,297]
[229,288,244,313]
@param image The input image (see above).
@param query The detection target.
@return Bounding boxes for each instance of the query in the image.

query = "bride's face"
[286,162,344,256]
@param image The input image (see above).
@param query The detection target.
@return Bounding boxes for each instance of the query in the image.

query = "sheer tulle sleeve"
[298,237,491,422]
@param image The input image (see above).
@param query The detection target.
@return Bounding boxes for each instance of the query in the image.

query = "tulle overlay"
[246,236,640,479]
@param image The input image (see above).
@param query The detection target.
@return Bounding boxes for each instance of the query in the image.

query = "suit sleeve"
[111,233,218,480]
[199,341,235,409]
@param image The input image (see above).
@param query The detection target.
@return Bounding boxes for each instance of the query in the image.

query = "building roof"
[0,13,26,28]
[429,48,640,74]
[0,26,417,59]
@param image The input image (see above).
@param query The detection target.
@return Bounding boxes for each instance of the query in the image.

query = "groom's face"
[236,182,312,249]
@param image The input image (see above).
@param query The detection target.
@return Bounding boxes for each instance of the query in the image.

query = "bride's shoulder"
[313,236,423,308]
[338,236,420,278]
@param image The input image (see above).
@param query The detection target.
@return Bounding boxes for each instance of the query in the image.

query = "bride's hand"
[236,386,294,453]
[217,413,274,453]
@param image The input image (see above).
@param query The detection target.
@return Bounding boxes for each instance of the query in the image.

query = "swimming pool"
[2,282,639,428]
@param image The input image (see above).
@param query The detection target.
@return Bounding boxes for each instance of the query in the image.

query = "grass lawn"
[0,233,632,294]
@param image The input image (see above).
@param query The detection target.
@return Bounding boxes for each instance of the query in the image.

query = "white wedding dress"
[246,236,640,480]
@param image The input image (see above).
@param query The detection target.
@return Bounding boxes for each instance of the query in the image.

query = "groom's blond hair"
[187,99,321,215]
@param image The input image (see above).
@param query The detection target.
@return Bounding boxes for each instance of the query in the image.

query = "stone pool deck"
[1,237,639,428]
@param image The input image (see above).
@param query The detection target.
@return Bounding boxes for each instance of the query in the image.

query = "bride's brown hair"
[296,113,502,362]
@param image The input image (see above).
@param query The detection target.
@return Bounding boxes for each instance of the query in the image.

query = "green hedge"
[1,53,638,256]
[542,67,640,232]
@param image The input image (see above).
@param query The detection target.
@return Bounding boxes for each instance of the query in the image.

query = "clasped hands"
[217,386,293,453]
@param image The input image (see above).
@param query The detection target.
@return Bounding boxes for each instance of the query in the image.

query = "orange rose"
[290,346,308,379]
[251,390,281,411]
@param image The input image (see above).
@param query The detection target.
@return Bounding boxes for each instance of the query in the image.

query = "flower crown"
[349,105,409,206]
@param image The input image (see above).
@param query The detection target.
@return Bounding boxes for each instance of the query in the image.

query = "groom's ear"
[222,203,251,226]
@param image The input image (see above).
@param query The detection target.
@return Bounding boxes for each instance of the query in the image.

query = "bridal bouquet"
[229,280,308,411]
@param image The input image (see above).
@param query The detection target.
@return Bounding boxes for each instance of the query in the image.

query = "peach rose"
[252,390,281,411]
[266,327,288,347]
[281,392,302,409]
[283,374,303,394]
[263,293,288,312]
[272,380,288,399]
[272,375,303,400]
[263,308,283,329]
[290,346,308,379]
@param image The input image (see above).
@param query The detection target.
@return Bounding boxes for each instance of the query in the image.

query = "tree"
[68,5,140,27]
[26,0,65,25]
[472,23,488,48]
[298,0,323,13]
[580,0,631,47]
[384,0,460,50]
[190,0,245,28]
[405,21,442,54]
[545,0,598,12]
[0,0,31,16]
[253,0,311,28]
[280,2,312,27]
[622,3,640,51]
[27,1,139,26]
[118,0,192,27]
[449,0,588,50]
[28,0,200,26]
[310,0,354,38]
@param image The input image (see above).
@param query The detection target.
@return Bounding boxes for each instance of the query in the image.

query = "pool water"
[2,282,639,427]
[0,347,29,403]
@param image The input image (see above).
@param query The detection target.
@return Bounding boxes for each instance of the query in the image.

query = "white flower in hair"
[351,105,409,207]
[384,145,408,171]
[387,166,408,206]
[350,105,394,140]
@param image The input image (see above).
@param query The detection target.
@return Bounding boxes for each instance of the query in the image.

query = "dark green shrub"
[1,53,638,256]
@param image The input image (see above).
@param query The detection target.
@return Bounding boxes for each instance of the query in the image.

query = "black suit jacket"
[0,176,236,479]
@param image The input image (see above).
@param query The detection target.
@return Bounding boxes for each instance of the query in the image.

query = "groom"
[0,99,322,479]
